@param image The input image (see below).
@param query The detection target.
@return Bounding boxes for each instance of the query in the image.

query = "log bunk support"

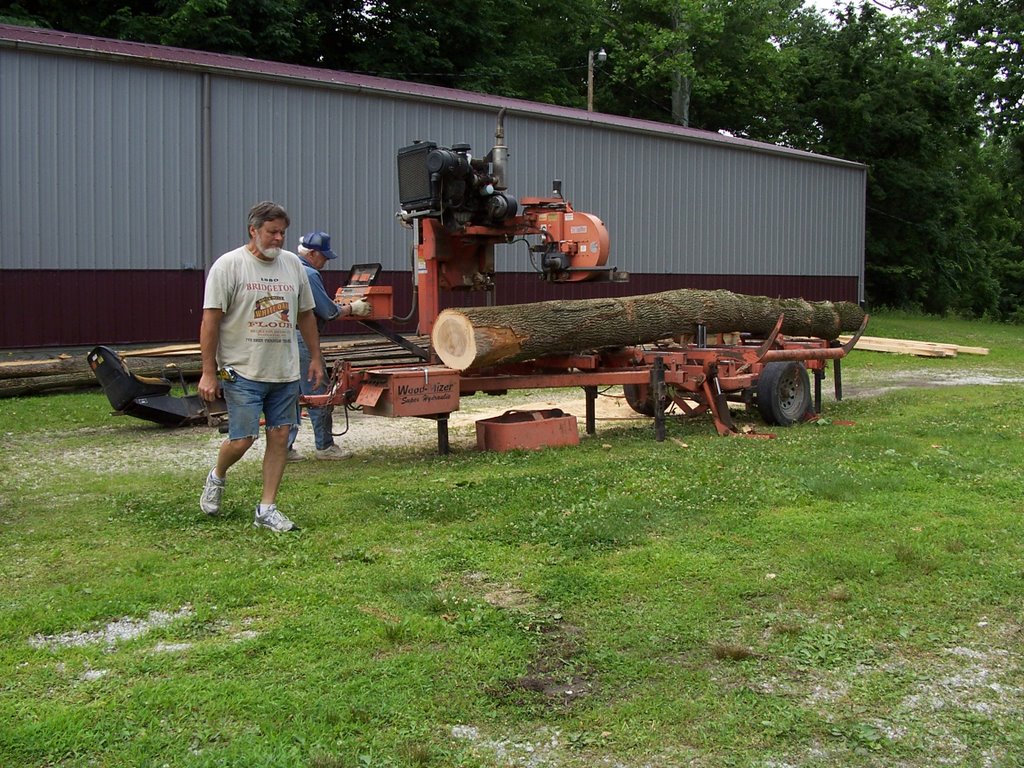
[434,313,868,441]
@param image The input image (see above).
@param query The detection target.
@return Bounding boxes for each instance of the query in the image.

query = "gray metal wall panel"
[2,30,866,337]
[0,49,202,271]
[203,84,864,287]
[448,119,865,280]
[206,82,505,274]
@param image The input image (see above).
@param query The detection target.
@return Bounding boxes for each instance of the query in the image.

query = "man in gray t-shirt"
[197,201,324,532]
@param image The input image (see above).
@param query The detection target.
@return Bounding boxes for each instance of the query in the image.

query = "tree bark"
[431,288,866,371]
[0,356,81,379]
[0,357,204,398]
[0,337,434,398]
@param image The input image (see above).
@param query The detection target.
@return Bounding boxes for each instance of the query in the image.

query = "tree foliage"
[326,0,598,106]
[932,0,1024,320]
[595,0,803,136]
[781,6,1004,314]
[921,0,1023,135]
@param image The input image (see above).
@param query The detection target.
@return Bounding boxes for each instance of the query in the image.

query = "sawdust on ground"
[12,367,1024,480]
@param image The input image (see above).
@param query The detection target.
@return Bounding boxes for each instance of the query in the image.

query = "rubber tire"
[756,361,812,426]
[623,383,667,417]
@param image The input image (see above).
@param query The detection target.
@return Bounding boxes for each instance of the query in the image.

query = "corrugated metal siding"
[0,50,202,271]
[206,82,507,270]
[436,272,860,312]
[205,91,865,280]
[1,26,866,349]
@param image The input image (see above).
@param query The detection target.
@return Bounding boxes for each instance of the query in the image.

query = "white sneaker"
[315,444,352,460]
[200,470,224,515]
[253,504,299,532]
[286,448,305,462]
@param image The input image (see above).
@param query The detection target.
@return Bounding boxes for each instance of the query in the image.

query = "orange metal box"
[337,285,393,320]
[475,409,580,452]
[356,366,460,417]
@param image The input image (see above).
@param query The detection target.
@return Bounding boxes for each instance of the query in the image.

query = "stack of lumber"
[0,335,430,398]
[323,336,430,369]
[838,335,989,358]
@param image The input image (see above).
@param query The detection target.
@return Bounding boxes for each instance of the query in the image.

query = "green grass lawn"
[1,312,1022,767]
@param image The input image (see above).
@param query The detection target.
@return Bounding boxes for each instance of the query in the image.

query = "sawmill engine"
[396,140,518,232]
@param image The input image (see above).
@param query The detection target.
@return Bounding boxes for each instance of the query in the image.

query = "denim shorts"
[221,374,299,441]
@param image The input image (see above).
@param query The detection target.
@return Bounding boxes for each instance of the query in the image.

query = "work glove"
[349,298,372,317]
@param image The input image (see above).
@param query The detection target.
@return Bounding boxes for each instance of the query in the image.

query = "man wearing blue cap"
[287,230,370,461]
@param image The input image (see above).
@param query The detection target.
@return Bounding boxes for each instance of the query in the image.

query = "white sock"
[258,503,274,514]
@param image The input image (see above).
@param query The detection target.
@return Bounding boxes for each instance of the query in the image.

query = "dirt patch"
[450,724,565,768]
[481,585,538,613]
[8,366,1022,486]
[842,369,1024,399]
[14,389,646,479]
[746,617,1024,766]
[489,619,595,709]
[459,572,596,711]
[288,387,646,460]
[28,605,194,651]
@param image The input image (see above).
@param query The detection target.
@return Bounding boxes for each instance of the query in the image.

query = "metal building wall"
[205,81,864,302]
[493,120,866,280]
[1,25,865,349]
[1,43,207,346]
[0,50,203,269]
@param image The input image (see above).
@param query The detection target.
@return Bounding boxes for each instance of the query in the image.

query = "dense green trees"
[936,0,1024,320]
[596,0,803,138]
[783,6,1003,315]
[1,0,1020,319]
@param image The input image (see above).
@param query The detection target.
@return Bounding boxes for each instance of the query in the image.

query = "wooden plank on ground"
[120,343,201,357]
[949,344,990,356]
[839,337,954,357]
[838,335,989,357]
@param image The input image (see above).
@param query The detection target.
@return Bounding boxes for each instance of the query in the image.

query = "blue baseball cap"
[299,231,338,260]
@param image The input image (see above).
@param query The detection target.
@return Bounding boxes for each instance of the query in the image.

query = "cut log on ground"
[0,335,432,398]
[0,355,79,379]
[0,357,202,398]
[432,289,866,371]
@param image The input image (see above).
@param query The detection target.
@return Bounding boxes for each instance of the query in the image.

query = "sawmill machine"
[86,110,863,438]
[313,109,866,451]
[331,108,625,348]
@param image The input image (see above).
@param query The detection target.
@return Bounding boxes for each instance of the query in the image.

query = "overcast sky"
[804,0,846,12]
[803,0,900,14]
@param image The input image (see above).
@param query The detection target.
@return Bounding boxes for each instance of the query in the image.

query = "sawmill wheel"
[756,361,812,426]
[623,383,668,417]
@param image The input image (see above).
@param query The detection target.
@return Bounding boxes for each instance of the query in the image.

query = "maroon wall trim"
[2,270,206,348]
[1,270,860,349]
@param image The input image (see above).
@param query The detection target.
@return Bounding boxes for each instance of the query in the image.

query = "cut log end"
[433,309,529,370]
[432,312,478,371]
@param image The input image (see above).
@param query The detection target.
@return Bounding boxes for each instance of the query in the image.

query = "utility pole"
[587,48,607,112]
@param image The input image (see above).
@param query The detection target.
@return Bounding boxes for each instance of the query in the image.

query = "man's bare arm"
[297,309,325,389]
[198,308,224,402]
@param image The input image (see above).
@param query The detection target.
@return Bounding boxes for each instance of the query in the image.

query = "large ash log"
[431,288,866,371]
